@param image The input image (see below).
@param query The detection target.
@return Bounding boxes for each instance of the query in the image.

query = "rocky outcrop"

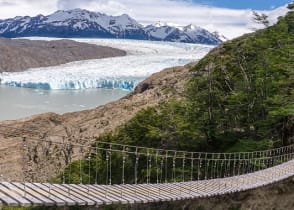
[0,38,126,72]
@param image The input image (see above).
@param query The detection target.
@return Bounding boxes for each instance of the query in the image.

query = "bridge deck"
[0,159,293,207]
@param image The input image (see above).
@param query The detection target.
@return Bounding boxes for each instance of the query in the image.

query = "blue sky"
[193,0,291,10]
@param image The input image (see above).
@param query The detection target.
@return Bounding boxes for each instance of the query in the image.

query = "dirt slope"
[0,38,126,72]
[0,64,191,181]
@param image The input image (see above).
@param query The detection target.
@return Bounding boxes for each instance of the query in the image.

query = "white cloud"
[0,0,289,39]
[0,0,58,18]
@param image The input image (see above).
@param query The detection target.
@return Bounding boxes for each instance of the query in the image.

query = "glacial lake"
[0,85,129,121]
[0,38,214,121]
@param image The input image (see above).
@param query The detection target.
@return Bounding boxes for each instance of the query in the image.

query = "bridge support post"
[22,136,27,198]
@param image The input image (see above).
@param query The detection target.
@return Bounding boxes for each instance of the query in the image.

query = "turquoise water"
[0,85,129,121]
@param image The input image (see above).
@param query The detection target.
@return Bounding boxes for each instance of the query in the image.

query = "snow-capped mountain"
[0,9,222,45]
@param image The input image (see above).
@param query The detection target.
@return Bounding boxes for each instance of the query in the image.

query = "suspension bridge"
[0,125,293,207]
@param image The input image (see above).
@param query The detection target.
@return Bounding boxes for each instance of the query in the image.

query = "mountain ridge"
[0,8,222,45]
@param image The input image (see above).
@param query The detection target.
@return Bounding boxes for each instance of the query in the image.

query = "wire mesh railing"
[0,125,293,185]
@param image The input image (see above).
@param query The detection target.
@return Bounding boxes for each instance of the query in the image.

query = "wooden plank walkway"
[0,159,293,207]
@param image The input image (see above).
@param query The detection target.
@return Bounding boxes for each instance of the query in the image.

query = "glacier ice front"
[0,38,213,91]
[2,78,137,90]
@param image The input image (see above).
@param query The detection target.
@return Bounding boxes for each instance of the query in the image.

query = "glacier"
[0,38,214,91]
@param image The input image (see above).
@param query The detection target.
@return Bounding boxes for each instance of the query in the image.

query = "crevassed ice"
[0,38,213,90]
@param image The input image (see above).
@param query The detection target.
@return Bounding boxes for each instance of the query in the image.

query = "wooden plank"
[119,185,155,203]
[149,184,184,200]
[163,183,193,199]
[133,184,168,201]
[120,184,163,202]
[189,181,215,196]
[70,184,119,204]
[11,182,57,206]
[97,185,130,204]
[71,184,117,203]
[108,185,143,204]
[2,182,44,206]
[74,185,114,205]
[89,184,132,204]
[34,183,76,206]
[170,183,203,198]
[209,181,234,195]
[54,184,102,206]
[87,185,127,204]
[158,183,190,200]
[0,189,19,206]
[190,181,222,196]
[49,184,90,206]
[26,183,66,206]
[146,184,183,201]
[173,183,199,198]
[0,183,32,206]
[138,184,176,201]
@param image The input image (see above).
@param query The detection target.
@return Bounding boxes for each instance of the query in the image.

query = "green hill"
[99,11,294,153]
[50,10,294,187]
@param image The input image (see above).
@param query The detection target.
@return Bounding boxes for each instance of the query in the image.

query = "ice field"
[0,38,213,90]
[0,38,214,120]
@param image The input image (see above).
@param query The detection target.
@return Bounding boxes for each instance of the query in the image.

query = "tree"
[252,11,270,27]
[288,1,294,10]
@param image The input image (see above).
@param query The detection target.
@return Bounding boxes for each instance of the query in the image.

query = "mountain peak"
[0,9,222,45]
[182,24,201,31]
[153,21,167,27]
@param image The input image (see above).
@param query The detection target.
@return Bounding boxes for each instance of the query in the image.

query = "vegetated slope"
[0,38,126,72]
[186,11,294,151]
[95,11,294,153]
[51,11,294,190]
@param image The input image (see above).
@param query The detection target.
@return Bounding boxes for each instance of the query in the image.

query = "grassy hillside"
[186,11,294,150]
[3,9,294,210]
[99,11,294,153]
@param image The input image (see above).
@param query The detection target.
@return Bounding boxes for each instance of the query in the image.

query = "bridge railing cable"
[0,125,293,186]
[1,124,294,160]
[19,135,294,182]
[0,125,294,203]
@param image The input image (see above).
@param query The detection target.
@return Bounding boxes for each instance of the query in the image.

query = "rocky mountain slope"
[0,9,221,45]
[0,38,126,72]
